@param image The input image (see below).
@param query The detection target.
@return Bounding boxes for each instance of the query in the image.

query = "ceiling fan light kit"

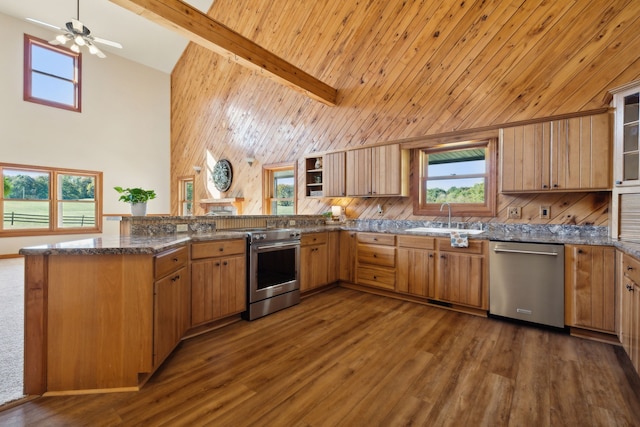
[26,0,122,59]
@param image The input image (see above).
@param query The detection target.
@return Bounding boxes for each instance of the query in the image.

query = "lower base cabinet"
[565,245,615,333]
[191,239,246,326]
[435,238,488,309]
[397,235,435,298]
[620,252,640,374]
[301,232,329,292]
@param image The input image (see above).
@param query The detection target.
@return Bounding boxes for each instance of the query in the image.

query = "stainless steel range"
[242,228,301,320]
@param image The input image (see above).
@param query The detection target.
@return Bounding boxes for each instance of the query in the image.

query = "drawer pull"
[171,275,180,282]
[628,284,635,292]
[172,257,179,262]
[223,261,228,266]
[627,266,633,271]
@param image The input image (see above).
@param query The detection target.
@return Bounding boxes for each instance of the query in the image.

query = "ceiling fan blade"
[25,18,64,32]
[92,37,123,49]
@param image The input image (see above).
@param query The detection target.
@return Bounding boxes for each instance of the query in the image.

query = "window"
[178,176,194,216]
[1,163,101,235]
[263,163,296,215]
[414,139,497,217]
[24,34,81,112]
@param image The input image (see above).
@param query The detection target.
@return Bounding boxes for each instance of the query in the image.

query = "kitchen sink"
[404,227,484,235]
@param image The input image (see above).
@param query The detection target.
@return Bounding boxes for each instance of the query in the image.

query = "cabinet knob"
[215,262,220,266]
[219,247,224,251]
[373,276,377,280]
[627,284,634,292]
[373,254,377,257]
[615,180,622,185]
[171,275,180,282]
[172,257,179,262]
[577,249,583,254]
[553,184,558,188]
[627,266,633,271]
[223,261,228,266]
[542,184,548,189]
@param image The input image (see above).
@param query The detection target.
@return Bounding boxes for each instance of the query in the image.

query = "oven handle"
[253,242,300,251]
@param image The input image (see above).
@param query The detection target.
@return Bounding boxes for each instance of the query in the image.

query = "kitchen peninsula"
[22,214,640,397]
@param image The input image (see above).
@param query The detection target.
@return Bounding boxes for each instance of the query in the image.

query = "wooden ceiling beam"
[109,0,337,106]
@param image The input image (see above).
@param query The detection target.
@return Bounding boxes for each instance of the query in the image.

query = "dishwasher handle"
[492,247,559,256]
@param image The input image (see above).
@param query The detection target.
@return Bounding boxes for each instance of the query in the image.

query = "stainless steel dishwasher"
[489,241,564,328]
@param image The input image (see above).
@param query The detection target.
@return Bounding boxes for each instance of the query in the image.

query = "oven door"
[249,240,300,303]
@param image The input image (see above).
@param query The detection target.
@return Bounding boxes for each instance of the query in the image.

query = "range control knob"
[260,234,267,240]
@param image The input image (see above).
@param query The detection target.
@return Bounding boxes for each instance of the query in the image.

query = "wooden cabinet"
[154,246,190,367]
[611,83,640,186]
[500,113,610,192]
[323,152,346,197]
[300,232,329,292]
[397,235,436,298]
[346,144,409,197]
[339,230,357,283]
[620,252,640,374]
[304,156,324,197]
[435,238,488,309]
[564,245,615,333]
[327,231,340,284]
[356,232,396,290]
[191,239,246,326]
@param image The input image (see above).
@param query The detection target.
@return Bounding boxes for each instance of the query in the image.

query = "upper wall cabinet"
[323,151,346,197]
[346,144,409,197]
[611,84,640,186]
[499,113,611,193]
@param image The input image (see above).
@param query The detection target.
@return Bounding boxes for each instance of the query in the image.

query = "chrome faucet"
[440,202,452,228]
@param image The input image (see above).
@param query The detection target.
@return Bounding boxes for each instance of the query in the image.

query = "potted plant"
[114,186,156,216]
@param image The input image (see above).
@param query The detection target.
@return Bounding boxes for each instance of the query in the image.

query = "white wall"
[0,12,171,255]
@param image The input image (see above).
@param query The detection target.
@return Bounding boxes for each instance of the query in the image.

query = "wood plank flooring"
[1,287,640,426]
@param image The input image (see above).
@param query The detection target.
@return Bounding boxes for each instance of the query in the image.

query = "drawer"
[623,253,640,284]
[155,246,188,279]
[357,266,395,290]
[397,235,435,250]
[357,232,396,246]
[191,239,246,259]
[357,244,396,267]
[301,232,328,246]
[437,238,486,255]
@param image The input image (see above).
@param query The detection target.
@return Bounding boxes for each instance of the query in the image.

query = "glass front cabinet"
[613,82,640,186]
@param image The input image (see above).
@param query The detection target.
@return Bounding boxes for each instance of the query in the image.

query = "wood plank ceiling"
[170,0,640,224]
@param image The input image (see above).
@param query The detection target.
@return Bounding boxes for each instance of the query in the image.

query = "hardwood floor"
[1,287,639,426]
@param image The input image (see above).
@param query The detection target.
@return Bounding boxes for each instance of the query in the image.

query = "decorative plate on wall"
[212,159,233,192]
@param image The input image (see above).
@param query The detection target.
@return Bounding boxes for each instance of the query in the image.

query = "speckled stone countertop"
[18,231,247,256]
[19,217,640,259]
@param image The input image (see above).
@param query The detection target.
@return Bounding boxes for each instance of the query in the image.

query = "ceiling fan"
[26,0,122,58]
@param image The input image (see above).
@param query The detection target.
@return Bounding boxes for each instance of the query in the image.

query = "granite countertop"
[20,223,640,259]
[18,231,247,256]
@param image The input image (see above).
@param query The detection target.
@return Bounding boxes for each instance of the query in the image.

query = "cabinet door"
[300,244,328,291]
[397,248,435,297]
[327,231,340,283]
[436,252,484,308]
[191,255,246,326]
[621,277,639,372]
[324,152,346,197]
[154,266,188,367]
[565,245,615,332]
[339,231,357,282]
[346,148,372,196]
[218,255,247,318]
[553,114,611,191]
[371,144,406,196]
[500,122,550,192]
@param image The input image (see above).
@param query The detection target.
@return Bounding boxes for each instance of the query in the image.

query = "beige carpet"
[0,258,25,405]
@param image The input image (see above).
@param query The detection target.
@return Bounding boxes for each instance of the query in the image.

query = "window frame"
[178,175,195,216]
[262,162,297,215]
[24,34,82,112]
[413,139,497,217]
[1,163,102,236]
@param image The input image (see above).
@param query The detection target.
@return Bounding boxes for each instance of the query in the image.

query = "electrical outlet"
[540,206,550,219]
[508,206,522,219]
[289,220,296,226]
[176,223,188,232]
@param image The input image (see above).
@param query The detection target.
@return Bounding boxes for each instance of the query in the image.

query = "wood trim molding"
[109,0,337,106]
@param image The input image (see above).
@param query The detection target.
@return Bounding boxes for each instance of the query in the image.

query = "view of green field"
[3,200,96,229]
